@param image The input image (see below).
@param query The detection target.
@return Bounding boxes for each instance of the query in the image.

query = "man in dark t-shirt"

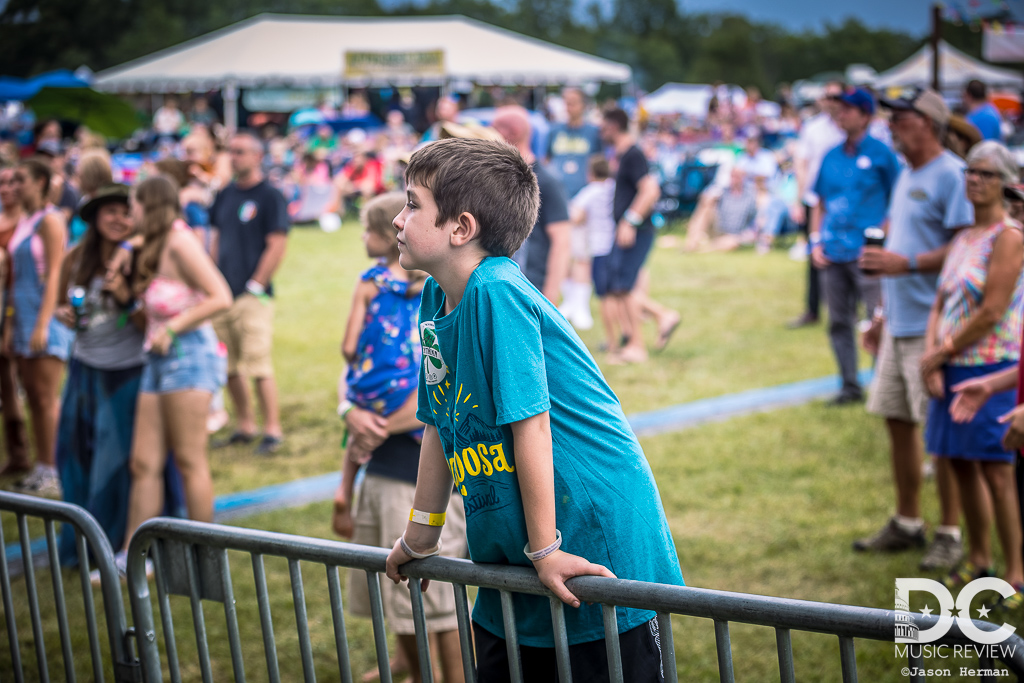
[599,108,675,364]
[209,131,290,455]
[492,106,571,302]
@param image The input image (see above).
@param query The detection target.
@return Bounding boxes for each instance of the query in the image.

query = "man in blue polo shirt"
[811,88,901,404]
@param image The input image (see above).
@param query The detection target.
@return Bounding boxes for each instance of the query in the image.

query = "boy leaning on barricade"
[383,138,684,682]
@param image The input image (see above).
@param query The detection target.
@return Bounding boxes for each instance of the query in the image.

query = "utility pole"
[931,3,942,91]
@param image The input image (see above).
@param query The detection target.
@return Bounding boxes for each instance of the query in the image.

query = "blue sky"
[678,0,935,34]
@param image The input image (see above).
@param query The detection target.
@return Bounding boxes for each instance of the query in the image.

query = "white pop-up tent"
[95,13,632,127]
[640,82,782,120]
[873,39,1023,91]
[641,83,745,119]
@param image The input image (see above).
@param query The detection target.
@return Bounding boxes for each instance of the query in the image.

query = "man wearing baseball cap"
[811,87,901,405]
[856,89,974,569]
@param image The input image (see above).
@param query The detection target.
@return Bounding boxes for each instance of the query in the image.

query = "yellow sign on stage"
[343,50,445,80]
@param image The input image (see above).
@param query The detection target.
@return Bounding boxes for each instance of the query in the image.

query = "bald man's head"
[491,106,532,154]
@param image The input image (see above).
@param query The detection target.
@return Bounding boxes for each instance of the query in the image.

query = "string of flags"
[938,0,1014,29]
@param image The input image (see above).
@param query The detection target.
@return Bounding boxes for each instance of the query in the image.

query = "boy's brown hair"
[404,138,539,257]
[588,155,610,180]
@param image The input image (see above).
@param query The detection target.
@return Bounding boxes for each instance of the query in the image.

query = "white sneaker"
[789,239,808,261]
[91,550,153,586]
[12,468,62,499]
[571,308,594,331]
[207,408,229,434]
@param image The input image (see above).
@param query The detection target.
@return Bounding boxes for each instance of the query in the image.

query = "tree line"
[0,0,990,93]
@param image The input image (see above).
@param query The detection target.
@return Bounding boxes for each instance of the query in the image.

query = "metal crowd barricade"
[126,516,1024,683]
[0,491,139,683]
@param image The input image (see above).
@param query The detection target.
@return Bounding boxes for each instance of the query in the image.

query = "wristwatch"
[624,209,644,228]
[906,254,918,273]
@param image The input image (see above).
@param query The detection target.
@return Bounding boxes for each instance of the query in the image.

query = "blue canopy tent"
[0,70,90,101]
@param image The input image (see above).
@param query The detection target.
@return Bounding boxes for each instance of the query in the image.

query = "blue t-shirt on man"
[814,135,901,263]
[967,103,1003,141]
[416,257,683,647]
[546,122,603,199]
[882,151,973,338]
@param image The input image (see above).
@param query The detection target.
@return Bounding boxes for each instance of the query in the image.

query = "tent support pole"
[224,80,239,132]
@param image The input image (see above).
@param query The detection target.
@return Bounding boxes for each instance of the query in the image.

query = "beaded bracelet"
[400,534,442,560]
[524,529,562,562]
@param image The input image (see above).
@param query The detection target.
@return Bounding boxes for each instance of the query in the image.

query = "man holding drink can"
[811,87,901,405]
[854,90,973,570]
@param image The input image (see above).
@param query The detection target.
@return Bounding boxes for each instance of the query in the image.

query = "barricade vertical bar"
[548,598,572,683]
[18,514,49,683]
[908,648,924,683]
[44,521,75,683]
[656,612,677,683]
[74,532,104,683]
[218,549,246,682]
[128,538,166,683]
[365,572,393,683]
[152,541,183,683]
[251,553,281,683]
[325,566,353,683]
[978,654,996,683]
[499,590,524,683]
[713,620,735,683]
[453,583,476,683]
[184,543,215,683]
[601,604,624,683]
[775,627,795,683]
[408,578,435,683]
[838,636,858,683]
[0,516,24,683]
[288,559,317,683]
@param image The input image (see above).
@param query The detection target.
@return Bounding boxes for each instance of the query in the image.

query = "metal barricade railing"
[125,516,1024,683]
[0,491,139,683]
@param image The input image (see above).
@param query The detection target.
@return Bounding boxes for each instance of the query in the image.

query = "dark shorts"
[473,618,664,683]
[592,227,655,297]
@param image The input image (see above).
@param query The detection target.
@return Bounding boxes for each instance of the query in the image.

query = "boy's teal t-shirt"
[416,256,683,647]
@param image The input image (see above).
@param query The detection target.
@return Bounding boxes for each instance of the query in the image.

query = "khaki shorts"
[212,293,275,378]
[347,474,467,634]
[866,331,929,424]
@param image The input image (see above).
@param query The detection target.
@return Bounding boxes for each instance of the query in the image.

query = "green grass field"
[1,223,1017,682]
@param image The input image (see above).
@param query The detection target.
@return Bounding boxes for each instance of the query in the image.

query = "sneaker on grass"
[943,561,994,591]
[91,549,153,587]
[852,516,926,552]
[919,531,964,571]
[11,467,62,499]
[994,583,1024,615]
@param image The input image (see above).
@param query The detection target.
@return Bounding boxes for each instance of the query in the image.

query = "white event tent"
[873,39,1023,91]
[95,13,632,128]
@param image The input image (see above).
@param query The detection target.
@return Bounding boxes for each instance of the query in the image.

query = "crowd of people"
[772,78,1024,614]
[6,73,1024,680]
[0,127,291,578]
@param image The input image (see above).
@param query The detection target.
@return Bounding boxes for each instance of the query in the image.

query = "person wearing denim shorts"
[140,324,224,396]
[116,176,232,575]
